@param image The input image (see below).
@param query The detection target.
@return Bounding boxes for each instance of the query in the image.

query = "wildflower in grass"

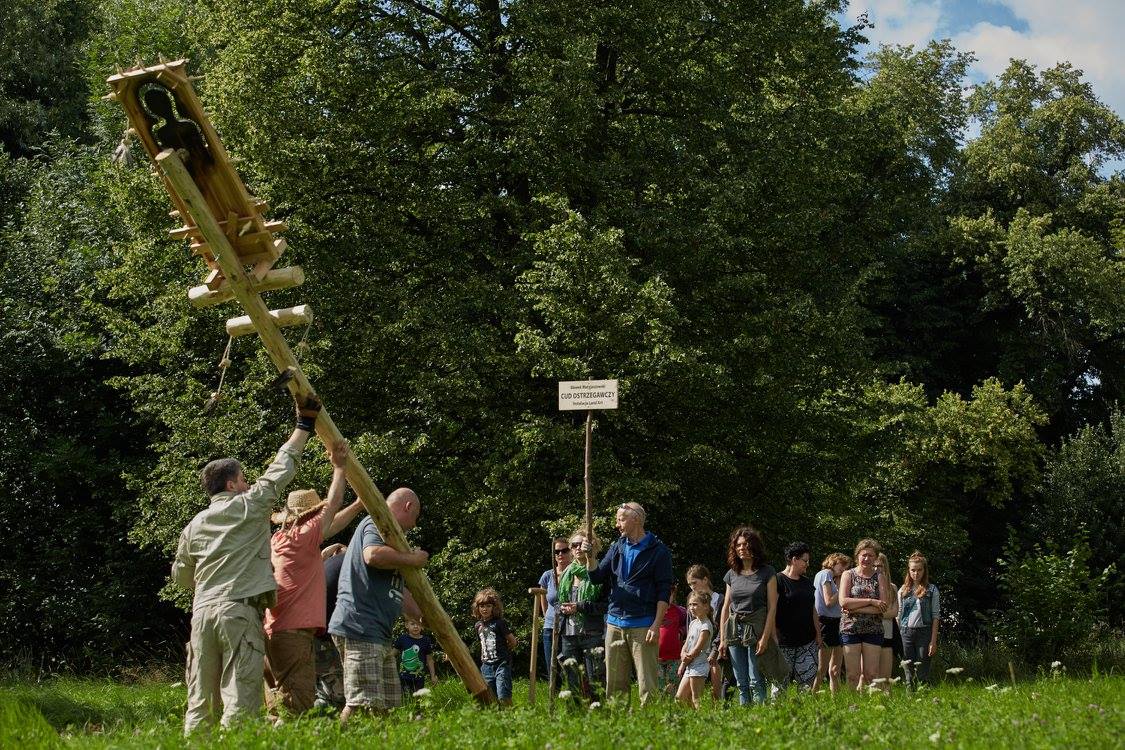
[413,688,432,698]
[589,702,601,710]
[870,677,887,685]
[900,659,913,669]
[558,690,572,700]
[986,684,999,691]
[929,731,941,743]
[591,647,605,657]
[890,677,901,684]
[945,667,964,675]
[562,658,578,668]
[1050,661,1063,669]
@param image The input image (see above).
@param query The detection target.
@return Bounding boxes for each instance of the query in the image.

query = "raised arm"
[320,441,365,539]
[318,440,349,541]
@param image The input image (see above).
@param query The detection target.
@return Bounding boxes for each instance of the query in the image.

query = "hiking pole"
[528,587,546,705]
[548,567,563,714]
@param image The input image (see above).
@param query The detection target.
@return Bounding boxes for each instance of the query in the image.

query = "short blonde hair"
[821,552,852,570]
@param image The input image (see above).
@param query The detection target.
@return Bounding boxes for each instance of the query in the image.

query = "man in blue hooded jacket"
[583,501,673,704]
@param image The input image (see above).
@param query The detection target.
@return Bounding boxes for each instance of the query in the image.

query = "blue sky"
[845,1,1122,112]
[927,0,1028,37]
[843,1,1124,171]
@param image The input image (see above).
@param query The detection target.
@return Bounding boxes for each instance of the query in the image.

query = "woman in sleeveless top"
[839,538,889,690]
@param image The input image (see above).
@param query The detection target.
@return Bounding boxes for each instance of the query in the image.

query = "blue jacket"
[590,532,674,628]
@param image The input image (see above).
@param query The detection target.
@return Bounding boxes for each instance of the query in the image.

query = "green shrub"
[988,541,1113,663]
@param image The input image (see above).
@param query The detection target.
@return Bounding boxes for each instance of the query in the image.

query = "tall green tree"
[0,0,92,156]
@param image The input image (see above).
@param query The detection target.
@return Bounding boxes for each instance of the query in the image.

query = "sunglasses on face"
[569,542,583,548]
[554,548,570,555]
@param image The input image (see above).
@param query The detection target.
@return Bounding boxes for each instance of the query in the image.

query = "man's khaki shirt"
[172,446,301,611]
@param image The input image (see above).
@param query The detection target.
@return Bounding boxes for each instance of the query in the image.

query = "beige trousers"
[604,623,660,705]
[183,600,266,734]
[265,628,316,716]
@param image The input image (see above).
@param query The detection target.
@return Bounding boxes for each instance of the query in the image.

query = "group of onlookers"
[534,523,942,708]
[172,401,939,732]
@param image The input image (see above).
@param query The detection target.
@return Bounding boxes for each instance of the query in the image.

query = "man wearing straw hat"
[173,394,322,734]
[264,440,365,719]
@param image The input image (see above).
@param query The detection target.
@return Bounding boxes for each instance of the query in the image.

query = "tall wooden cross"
[106,60,492,704]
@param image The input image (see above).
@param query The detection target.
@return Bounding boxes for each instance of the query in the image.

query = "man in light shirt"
[172,394,321,733]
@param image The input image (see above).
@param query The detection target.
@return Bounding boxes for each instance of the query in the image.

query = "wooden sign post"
[558,379,619,539]
[553,379,618,708]
[106,60,492,705]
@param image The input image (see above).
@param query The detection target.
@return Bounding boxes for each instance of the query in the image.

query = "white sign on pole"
[558,379,619,411]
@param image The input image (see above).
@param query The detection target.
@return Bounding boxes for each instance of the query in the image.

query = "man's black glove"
[295,395,322,432]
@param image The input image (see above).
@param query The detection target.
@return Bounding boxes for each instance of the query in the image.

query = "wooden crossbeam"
[155,149,492,705]
[170,219,286,241]
[189,266,304,308]
[226,304,311,337]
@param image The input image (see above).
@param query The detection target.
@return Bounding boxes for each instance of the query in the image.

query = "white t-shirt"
[683,618,713,677]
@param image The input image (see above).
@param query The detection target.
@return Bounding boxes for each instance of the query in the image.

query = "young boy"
[394,617,438,696]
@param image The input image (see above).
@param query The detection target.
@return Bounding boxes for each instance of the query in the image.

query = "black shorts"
[819,616,842,648]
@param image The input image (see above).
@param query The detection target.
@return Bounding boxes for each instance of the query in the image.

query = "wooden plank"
[189,266,304,308]
[169,218,284,241]
[226,304,311,337]
[156,149,493,705]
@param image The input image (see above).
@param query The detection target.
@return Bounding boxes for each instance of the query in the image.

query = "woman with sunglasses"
[557,529,608,700]
[537,537,572,679]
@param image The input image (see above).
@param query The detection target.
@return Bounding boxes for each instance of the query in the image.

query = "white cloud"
[850,1,1125,118]
[847,0,945,48]
[952,1,1125,118]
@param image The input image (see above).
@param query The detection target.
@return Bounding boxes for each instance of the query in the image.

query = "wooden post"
[156,149,494,705]
[528,586,546,705]
[584,409,593,541]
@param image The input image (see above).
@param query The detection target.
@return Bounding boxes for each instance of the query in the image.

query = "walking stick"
[528,587,546,705]
[548,563,563,714]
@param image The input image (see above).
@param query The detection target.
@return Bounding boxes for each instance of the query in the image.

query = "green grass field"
[2,673,1122,748]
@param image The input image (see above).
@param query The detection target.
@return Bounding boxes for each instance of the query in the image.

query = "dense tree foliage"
[0,0,1120,669]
